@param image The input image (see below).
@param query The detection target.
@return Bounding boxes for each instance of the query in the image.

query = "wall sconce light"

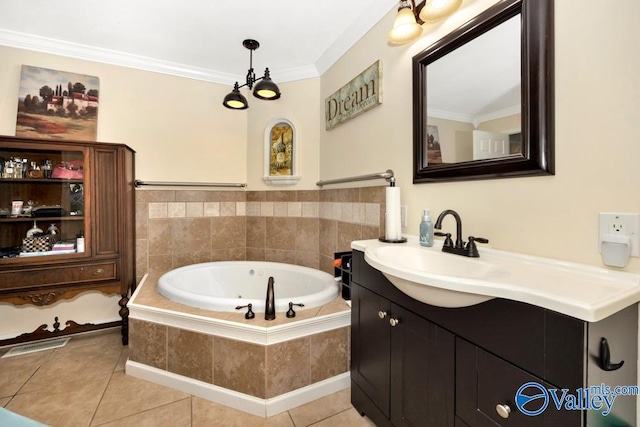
[223,39,281,110]
[387,0,463,45]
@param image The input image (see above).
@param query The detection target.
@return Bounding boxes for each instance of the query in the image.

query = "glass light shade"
[419,0,462,22]
[223,84,249,110]
[253,69,281,100]
[387,6,423,45]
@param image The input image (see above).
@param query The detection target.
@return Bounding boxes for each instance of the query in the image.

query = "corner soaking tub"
[157,261,339,312]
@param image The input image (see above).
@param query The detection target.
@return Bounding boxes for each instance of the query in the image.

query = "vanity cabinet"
[0,135,135,345]
[350,250,637,426]
[352,284,455,427]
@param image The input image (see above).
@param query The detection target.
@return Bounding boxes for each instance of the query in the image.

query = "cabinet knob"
[496,404,511,419]
[93,268,104,275]
[378,311,387,319]
[389,318,400,327]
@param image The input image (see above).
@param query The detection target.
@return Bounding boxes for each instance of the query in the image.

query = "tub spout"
[265,277,276,320]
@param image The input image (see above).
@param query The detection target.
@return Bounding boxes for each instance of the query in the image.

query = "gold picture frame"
[263,118,301,185]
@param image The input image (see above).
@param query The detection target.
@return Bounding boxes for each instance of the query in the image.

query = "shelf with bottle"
[0,177,83,184]
[1,148,84,180]
[0,216,84,223]
[0,217,84,259]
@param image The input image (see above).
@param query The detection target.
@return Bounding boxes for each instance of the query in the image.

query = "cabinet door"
[456,338,580,427]
[92,147,119,255]
[0,143,88,259]
[351,283,391,418]
[390,303,455,427]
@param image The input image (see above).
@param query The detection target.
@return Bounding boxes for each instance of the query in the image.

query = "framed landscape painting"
[16,65,99,141]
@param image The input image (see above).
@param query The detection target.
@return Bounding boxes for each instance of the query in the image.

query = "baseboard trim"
[125,360,350,418]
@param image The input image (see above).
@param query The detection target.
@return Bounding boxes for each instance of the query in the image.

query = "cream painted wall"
[427,116,475,162]
[246,78,321,190]
[0,45,248,183]
[477,113,520,133]
[1,0,639,340]
[320,0,640,272]
[0,45,250,339]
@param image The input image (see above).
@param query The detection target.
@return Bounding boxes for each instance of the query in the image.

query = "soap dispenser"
[419,209,434,247]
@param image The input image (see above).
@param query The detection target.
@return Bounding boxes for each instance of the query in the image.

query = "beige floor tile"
[308,407,376,427]
[114,348,129,372]
[192,396,294,427]
[6,373,111,427]
[20,337,124,394]
[64,329,123,350]
[0,396,11,406]
[91,397,191,427]
[288,388,353,426]
[0,350,53,398]
[91,371,190,425]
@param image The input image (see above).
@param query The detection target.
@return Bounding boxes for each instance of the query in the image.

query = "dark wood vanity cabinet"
[350,250,637,427]
[0,135,135,345]
[352,284,455,427]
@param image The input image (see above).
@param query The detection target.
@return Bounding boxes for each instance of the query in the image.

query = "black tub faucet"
[265,276,276,320]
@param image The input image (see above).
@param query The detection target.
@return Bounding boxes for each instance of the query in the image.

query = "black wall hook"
[599,337,624,371]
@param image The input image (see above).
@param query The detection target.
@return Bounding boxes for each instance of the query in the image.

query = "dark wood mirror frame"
[412,0,554,183]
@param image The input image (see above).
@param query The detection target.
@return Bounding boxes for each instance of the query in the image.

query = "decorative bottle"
[275,135,286,171]
[419,209,434,247]
[76,233,85,253]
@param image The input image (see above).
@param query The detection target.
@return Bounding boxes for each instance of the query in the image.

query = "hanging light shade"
[223,82,249,109]
[419,0,462,23]
[222,39,281,110]
[388,1,423,45]
[253,68,281,100]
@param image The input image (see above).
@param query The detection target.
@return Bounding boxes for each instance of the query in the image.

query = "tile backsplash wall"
[135,186,386,283]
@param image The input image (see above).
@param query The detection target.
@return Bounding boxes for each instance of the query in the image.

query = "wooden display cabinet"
[0,135,135,345]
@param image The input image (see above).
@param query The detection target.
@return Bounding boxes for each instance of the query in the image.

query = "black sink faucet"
[434,209,489,257]
[434,209,464,249]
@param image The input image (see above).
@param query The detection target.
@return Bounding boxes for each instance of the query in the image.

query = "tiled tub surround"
[127,274,351,417]
[136,186,386,282]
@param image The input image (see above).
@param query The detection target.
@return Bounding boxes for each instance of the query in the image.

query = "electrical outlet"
[401,205,407,227]
[599,212,640,256]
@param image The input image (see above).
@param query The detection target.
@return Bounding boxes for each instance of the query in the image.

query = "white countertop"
[352,238,640,322]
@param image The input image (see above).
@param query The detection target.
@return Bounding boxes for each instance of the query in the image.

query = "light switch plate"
[599,212,640,257]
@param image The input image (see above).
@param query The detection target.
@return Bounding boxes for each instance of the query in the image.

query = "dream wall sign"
[325,60,382,130]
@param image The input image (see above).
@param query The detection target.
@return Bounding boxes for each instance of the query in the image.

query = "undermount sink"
[354,238,640,321]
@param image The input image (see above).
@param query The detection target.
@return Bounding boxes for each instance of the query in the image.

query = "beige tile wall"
[129,319,350,399]
[135,186,386,282]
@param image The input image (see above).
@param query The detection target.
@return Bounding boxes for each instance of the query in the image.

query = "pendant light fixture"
[387,0,463,45]
[222,39,281,110]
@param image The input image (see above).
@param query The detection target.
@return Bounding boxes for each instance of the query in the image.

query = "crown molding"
[0,28,322,85]
[429,104,521,127]
[314,3,397,75]
[0,0,394,84]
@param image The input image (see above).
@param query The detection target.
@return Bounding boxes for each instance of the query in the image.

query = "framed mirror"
[412,0,554,183]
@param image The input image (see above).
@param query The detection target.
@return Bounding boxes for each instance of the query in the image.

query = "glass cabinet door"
[0,144,88,260]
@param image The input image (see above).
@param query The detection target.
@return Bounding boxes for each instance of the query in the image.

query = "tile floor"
[0,329,376,427]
